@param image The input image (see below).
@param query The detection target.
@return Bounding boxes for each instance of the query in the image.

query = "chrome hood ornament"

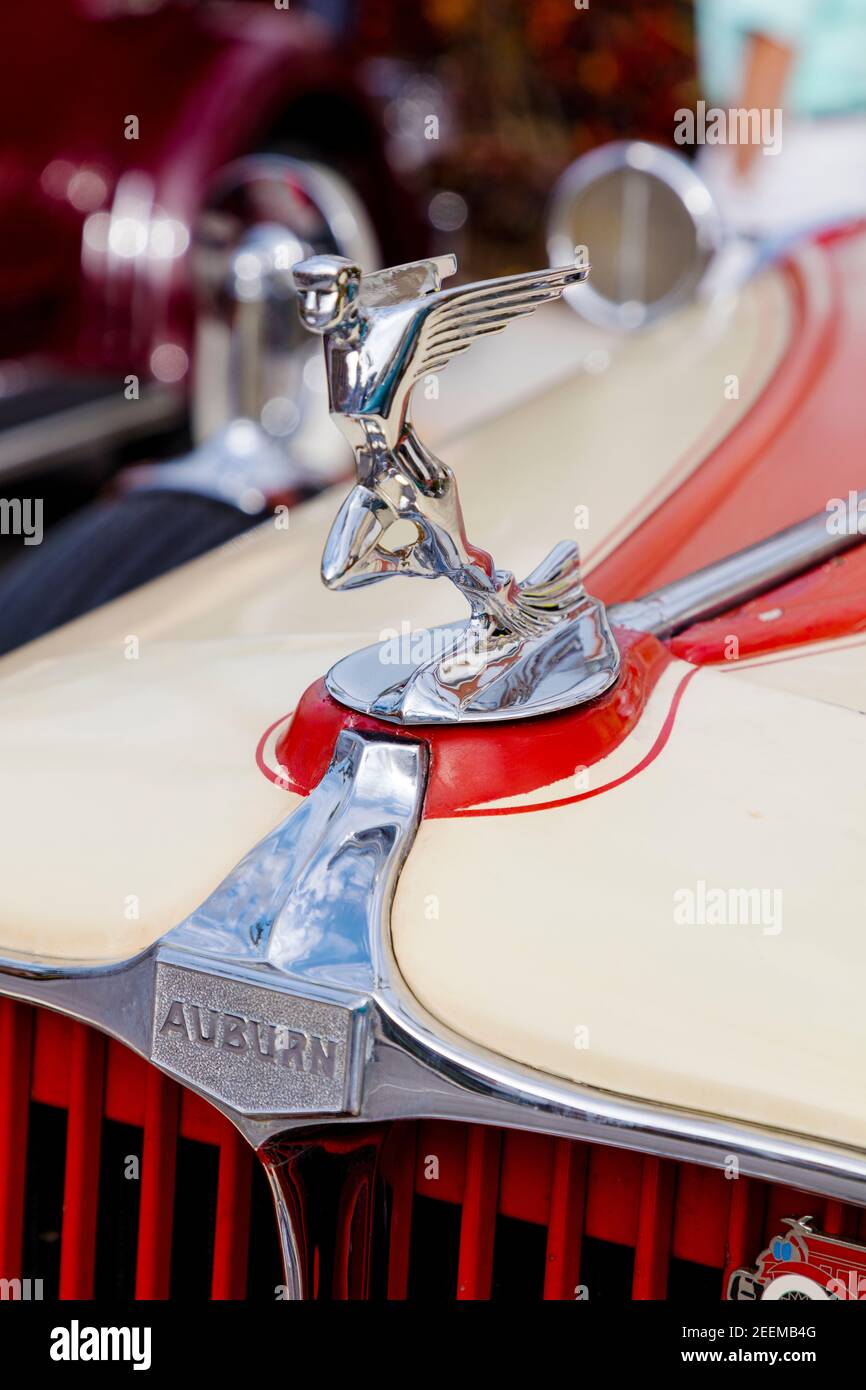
[291,250,621,723]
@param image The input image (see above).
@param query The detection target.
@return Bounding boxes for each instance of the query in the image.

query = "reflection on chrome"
[292,249,621,723]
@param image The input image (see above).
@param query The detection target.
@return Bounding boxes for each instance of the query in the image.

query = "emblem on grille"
[151,962,360,1118]
[727,1216,866,1300]
[291,250,620,724]
[157,998,339,1077]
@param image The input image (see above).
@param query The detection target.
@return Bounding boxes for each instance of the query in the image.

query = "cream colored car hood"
[7,267,862,1153]
[396,639,866,1150]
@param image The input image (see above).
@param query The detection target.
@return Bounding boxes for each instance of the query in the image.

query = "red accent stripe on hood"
[589,245,852,603]
[672,542,866,664]
[265,629,671,817]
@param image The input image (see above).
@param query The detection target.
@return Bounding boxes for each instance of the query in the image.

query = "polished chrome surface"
[120,418,310,514]
[2,723,866,1210]
[193,156,378,453]
[327,595,620,724]
[165,729,425,990]
[151,959,360,1118]
[608,492,866,638]
[260,1129,384,1301]
[547,141,722,330]
[264,1157,306,1302]
[125,157,380,512]
[292,249,621,722]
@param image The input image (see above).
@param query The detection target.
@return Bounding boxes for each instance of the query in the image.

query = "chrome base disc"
[325,602,621,726]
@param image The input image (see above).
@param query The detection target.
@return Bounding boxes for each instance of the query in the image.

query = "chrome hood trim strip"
[608,492,866,638]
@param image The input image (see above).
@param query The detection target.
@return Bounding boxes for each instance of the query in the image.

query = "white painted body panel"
[4,266,863,1156]
[393,637,866,1150]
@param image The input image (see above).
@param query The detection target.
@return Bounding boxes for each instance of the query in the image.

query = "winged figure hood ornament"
[291,249,620,723]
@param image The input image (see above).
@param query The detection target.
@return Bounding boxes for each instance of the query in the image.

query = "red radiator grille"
[0,1000,282,1299]
[379,1123,866,1299]
[1,999,863,1300]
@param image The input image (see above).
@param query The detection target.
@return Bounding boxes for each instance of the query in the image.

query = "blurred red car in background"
[0,0,412,485]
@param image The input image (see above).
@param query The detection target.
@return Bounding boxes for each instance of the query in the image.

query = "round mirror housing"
[547,141,722,330]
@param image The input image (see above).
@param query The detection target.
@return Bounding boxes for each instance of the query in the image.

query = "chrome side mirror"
[547,142,722,330]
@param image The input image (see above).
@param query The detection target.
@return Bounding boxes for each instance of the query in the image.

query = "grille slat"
[0,999,32,1284]
[58,1023,105,1299]
[456,1126,501,1299]
[631,1156,676,1300]
[384,1123,416,1300]
[211,1130,252,1300]
[722,1174,765,1296]
[823,1199,857,1238]
[134,1069,180,1300]
[542,1138,587,1300]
